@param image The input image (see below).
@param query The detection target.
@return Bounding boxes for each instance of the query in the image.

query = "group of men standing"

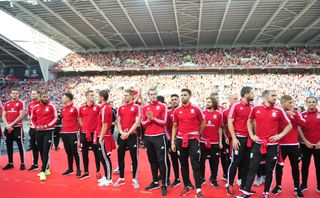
[0,86,319,198]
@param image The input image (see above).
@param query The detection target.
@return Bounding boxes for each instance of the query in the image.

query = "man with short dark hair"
[142,88,169,196]
[2,88,25,171]
[30,91,57,181]
[237,90,292,198]
[78,90,101,180]
[27,90,41,171]
[171,88,206,198]
[299,96,320,193]
[97,90,116,187]
[113,89,141,189]
[61,92,81,177]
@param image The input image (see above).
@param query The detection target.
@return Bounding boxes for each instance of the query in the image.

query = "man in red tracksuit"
[2,88,25,171]
[27,90,41,171]
[97,90,116,187]
[61,92,81,177]
[30,91,57,181]
[299,96,320,193]
[166,94,181,188]
[78,90,101,180]
[142,88,169,196]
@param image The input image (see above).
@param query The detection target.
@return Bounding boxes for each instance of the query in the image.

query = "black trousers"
[227,137,251,187]
[244,143,278,193]
[4,127,25,164]
[301,144,320,188]
[29,127,39,165]
[80,132,100,173]
[275,145,301,188]
[98,140,112,180]
[61,133,80,171]
[144,135,170,185]
[200,143,220,181]
[169,141,180,180]
[36,130,53,172]
[218,137,230,179]
[54,127,61,148]
[117,133,139,179]
[176,138,202,189]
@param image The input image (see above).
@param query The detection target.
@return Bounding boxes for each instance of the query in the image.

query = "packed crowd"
[50,48,320,71]
[1,73,319,109]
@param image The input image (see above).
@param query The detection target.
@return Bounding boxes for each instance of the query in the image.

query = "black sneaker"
[170,179,181,187]
[300,184,308,192]
[187,183,195,190]
[62,169,74,176]
[272,185,282,195]
[145,182,160,191]
[76,169,81,177]
[79,172,90,180]
[161,186,167,196]
[200,177,206,186]
[236,194,251,198]
[20,163,26,171]
[211,180,219,188]
[28,164,39,171]
[2,163,14,170]
[294,188,304,198]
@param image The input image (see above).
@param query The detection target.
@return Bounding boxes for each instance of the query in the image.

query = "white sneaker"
[253,177,262,186]
[113,167,119,175]
[237,179,242,186]
[132,179,140,189]
[98,179,113,187]
[98,176,106,183]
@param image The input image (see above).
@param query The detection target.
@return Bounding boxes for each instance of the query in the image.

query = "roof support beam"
[172,0,181,48]
[62,0,115,49]
[232,0,260,46]
[116,0,148,48]
[37,0,100,49]
[250,0,288,45]
[11,1,84,49]
[289,16,320,43]
[0,46,29,67]
[269,0,316,44]
[307,32,320,44]
[196,0,203,49]
[215,0,231,46]
[88,0,131,49]
[144,0,164,48]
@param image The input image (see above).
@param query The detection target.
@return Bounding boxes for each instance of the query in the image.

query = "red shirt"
[166,108,175,140]
[141,101,167,136]
[223,108,231,138]
[28,100,40,128]
[301,109,320,144]
[228,99,253,137]
[79,102,100,133]
[117,102,141,133]
[96,102,113,136]
[30,102,57,130]
[4,99,25,127]
[201,109,222,144]
[249,103,290,144]
[280,111,305,145]
[173,103,204,139]
[61,104,79,133]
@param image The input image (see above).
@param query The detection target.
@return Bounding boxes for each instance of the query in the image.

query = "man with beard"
[30,91,57,181]
[226,87,254,196]
[237,90,292,198]
[171,88,206,198]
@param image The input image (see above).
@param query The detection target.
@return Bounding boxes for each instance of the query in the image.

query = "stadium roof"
[0,34,39,67]
[0,0,320,51]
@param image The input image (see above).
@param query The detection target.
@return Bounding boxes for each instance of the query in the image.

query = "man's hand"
[232,137,241,150]
[219,142,223,149]
[99,136,103,145]
[225,137,230,145]
[286,110,295,116]
[36,126,45,131]
[146,111,154,120]
[250,135,260,142]
[315,141,320,149]
[171,142,176,152]
[269,134,283,143]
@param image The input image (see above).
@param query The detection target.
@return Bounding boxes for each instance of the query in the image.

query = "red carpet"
[0,146,318,198]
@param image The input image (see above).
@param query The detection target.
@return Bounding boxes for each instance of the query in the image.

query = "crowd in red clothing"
[50,48,320,71]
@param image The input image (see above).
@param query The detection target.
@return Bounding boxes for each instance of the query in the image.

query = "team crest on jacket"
[70,108,74,112]
[93,107,97,111]
[272,112,277,117]
[16,103,19,106]
[45,107,49,112]
[191,109,195,113]
[317,114,320,119]
[131,107,134,111]
[213,114,217,119]
[156,106,160,110]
